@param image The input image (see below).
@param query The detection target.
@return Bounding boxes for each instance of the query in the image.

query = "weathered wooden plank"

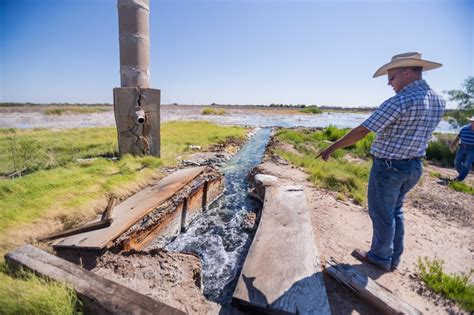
[5,245,185,315]
[233,185,330,314]
[37,218,112,242]
[325,259,421,315]
[53,167,205,250]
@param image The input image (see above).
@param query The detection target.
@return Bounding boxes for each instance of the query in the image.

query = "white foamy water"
[164,128,272,303]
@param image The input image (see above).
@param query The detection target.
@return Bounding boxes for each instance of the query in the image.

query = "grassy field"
[0,121,246,314]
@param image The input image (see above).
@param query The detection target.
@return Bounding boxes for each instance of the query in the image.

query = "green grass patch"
[429,171,442,178]
[0,127,118,175]
[448,180,474,195]
[300,106,323,114]
[0,262,80,314]
[201,107,226,115]
[417,257,474,312]
[275,127,373,203]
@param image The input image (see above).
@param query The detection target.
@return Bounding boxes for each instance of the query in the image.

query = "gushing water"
[164,128,272,303]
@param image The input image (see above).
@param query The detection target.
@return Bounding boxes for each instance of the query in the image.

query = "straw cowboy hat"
[373,52,442,78]
[469,116,474,122]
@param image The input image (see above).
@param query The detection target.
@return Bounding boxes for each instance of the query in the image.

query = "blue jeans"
[454,144,474,181]
[367,157,423,270]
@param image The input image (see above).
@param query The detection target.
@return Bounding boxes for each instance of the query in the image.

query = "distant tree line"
[0,102,112,107]
[443,76,474,127]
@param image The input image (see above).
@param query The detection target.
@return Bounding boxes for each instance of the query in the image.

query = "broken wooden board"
[121,175,224,251]
[233,185,330,314]
[325,259,421,315]
[53,166,205,250]
[5,245,184,315]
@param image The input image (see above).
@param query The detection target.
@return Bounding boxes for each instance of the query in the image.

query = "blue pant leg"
[454,146,466,179]
[391,160,423,268]
[367,159,404,269]
[457,147,474,181]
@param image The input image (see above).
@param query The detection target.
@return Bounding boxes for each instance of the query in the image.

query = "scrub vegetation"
[425,133,457,167]
[275,126,374,204]
[0,121,246,314]
[299,106,323,114]
[417,257,474,312]
[43,106,110,116]
[201,107,226,115]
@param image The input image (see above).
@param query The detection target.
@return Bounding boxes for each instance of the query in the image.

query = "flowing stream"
[164,128,272,303]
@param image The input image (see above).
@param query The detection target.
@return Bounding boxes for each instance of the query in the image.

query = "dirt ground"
[254,140,473,314]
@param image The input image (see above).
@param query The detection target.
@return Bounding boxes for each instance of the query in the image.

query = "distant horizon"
[0,101,382,109]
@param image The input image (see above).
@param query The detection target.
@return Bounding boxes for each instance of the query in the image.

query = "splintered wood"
[52,166,223,252]
[233,184,331,314]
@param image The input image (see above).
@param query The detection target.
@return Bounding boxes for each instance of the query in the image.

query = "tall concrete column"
[114,0,160,157]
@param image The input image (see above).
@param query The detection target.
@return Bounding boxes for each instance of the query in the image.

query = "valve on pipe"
[133,107,145,124]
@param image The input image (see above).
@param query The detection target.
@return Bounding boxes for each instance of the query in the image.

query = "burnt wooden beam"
[5,245,185,315]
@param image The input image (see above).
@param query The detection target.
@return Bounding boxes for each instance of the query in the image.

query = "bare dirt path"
[255,149,473,314]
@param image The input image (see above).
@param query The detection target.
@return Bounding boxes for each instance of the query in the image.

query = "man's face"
[387,68,409,93]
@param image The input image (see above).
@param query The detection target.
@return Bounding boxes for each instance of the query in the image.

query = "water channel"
[162,128,272,304]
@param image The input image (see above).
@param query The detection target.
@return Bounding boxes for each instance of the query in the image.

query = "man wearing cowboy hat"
[450,116,474,181]
[317,52,445,271]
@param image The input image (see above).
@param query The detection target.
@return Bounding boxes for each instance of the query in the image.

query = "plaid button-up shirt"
[362,80,445,159]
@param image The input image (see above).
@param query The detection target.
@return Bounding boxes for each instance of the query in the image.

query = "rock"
[187,144,201,151]
[242,212,257,232]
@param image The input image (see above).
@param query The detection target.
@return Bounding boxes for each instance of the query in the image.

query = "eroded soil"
[93,249,220,314]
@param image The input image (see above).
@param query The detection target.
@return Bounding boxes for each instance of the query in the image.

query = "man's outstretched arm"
[316,125,371,161]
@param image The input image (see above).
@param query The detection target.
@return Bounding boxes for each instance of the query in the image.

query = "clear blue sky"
[0,0,472,108]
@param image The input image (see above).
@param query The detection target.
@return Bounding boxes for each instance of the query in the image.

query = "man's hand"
[450,136,460,153]
[315,125,370,162]
[449,143,456,153]
[316,146,334,161]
